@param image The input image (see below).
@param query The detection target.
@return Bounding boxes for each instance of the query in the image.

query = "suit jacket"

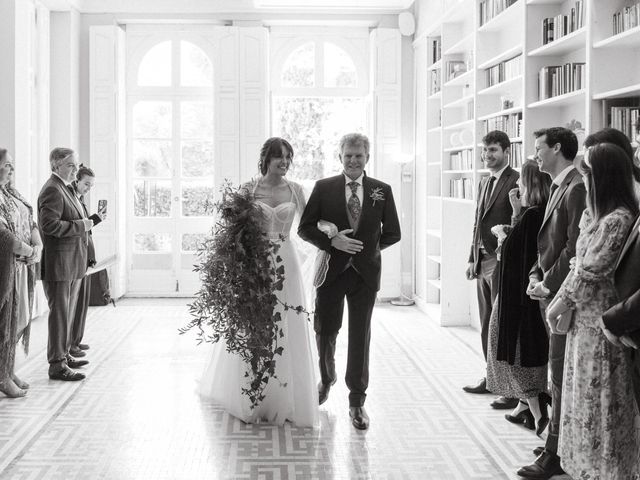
[298,173,401,292]
[468,165,519,274]
[38,174,88,281]
[529,168,585,294]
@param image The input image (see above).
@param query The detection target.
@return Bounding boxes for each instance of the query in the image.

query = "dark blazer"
[530,168,585,293]
[468,165,519,274]
[298,173,401,292]
[38,174,88,281]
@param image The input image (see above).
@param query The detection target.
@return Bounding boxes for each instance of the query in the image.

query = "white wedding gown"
[199,184,319,427]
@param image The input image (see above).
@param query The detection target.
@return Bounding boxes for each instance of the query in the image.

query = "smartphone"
[98,199,107,215]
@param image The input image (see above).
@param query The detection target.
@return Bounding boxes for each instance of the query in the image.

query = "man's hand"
[26,244,42,265]
[528,281,550,300]
[465,262,476,280]
[331,229,363,254]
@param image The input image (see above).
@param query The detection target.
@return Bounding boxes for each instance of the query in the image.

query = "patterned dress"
[557,207,640,480]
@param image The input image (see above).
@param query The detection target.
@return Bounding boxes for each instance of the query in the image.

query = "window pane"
[324,42,357,88]
[182,181,215,217]
[182,141,213,177]
[134,233,171,252]
[180,41,213,87]
[134,180,172,217]
[133,102,172,138]
[281,42,314,88]
[138,41,171,87]
[272,96,367,193]
[182,233,206,252]
[181,101,213,139]
[133,140,172,177]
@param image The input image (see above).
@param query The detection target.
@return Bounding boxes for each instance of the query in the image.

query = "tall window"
[272,36,369,192]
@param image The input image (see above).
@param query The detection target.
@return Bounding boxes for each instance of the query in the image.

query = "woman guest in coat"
[486,160,552,434]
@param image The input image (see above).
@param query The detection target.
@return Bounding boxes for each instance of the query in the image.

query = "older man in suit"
[463,130,519,409]
[38,148,93,381]
[518,127,586,479]
[602,213,640,410]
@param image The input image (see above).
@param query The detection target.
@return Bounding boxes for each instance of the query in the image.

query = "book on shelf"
[613,3,640,36]
[538,62,585,100]
[542,1,584,45]
[509,142,523,169]
[609,105,640,141]
[431,37,442,64]
[446,60,467,82]
[481,112,522,138]
[449,149,474,170]
[449,177,474,200]
[430,68,441,95]
[485,55,522,88]
[467,100,474,121]
[479,0,519,27]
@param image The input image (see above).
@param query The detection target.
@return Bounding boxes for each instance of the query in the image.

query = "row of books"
[541,1,584,45]
[609,106,640,141]
[485,55,522,88]
[449,150,474,171]
[449,178,474,200]
[538,63,585,100]
[481,112,522,139]
[431,37,442,64]
[479,0,518,27]
[613,3,640,36]
[430,69,441,95]
[509,142,524,169]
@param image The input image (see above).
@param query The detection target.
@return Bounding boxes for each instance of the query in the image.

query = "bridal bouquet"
[490,223,512,261]
[180,181,307,408]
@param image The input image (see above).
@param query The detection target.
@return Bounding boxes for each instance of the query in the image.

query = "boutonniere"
[370,187,384,206]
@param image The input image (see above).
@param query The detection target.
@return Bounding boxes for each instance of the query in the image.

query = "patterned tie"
[347,181,361,224]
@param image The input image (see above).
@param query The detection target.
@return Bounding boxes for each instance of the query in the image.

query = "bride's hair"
[259,137,294,175]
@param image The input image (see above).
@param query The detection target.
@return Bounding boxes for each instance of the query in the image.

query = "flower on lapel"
[370,187,384,206]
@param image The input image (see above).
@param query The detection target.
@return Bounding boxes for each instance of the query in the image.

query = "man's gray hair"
[339,133,370,156]
[49,147,75,170]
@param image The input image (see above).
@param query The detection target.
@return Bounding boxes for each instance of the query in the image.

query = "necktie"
[347,181,361,224]
[483,176,496,209]
[545,183,559,216]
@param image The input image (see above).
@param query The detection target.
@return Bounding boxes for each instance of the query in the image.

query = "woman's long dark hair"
[584,127,640,183]
[520,159,551,207]
[258,137,294,176]
[581,142,639,221]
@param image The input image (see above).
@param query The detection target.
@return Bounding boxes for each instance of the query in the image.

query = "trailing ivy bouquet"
[181,181,307,408]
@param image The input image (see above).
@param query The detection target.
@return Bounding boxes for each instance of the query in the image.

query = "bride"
[199,137,319,427]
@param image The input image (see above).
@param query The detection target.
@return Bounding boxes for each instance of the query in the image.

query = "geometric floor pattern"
[0,299,571,479]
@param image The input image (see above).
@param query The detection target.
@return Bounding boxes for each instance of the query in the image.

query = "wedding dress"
[199,180,319,427]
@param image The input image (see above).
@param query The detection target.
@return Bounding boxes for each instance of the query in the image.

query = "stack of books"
[541,0,584,45]
[431,37,442,64]
[481,112,522,138]
[449,150,474,170]
[610,105,640,141]
[450,177,474,199]
[538,63,585,100]
[613,3,640,35]
[485,55,522,88]
[479,0,519,27]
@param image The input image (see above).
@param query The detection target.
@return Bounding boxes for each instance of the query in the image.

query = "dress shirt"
[344,172,364,207]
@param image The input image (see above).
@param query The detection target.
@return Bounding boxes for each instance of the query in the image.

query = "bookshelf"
[413,0,640,327]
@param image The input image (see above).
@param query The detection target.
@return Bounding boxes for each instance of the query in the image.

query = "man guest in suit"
[298,133,401,430]
[602,213,640,411]
[38,148,93,381]
[463,130,519,410]
[518,127,586,479]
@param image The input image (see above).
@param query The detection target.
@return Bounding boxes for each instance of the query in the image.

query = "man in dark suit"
[518,127,585,479]
[463,130,519,409]
[298,133,401,430]
[602,213,640,411]
[38,148,93,381]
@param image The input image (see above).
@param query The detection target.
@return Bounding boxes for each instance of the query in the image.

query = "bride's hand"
[331,229,363,254]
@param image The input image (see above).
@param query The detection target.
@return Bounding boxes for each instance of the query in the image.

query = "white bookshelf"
[413,0,640,327]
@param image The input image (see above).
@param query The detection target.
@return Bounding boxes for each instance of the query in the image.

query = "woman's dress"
[199,182,319,427]
[557,208,640,479]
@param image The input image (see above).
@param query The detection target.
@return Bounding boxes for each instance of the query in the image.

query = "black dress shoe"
[67,357,89,369]
[69,347,86,357]
[490,396,519,409]
[49,368,86,381]
[505,408,535,430]
[318,380,336,405]
[78,343,90,350]
[517,450,565,479]
[535,392,551,436]
[349,406,369,430]
[533,446,544,457]
[463,377,490,394]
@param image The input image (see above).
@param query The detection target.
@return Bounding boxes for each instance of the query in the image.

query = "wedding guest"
[69,165,104,358]
[486,160,551,434]
[463,130,519,411]
[38,148,91,381]
[0,149,41,398]
[545,142,640,479]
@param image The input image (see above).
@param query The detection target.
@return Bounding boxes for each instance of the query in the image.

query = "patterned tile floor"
[0,299,571,480]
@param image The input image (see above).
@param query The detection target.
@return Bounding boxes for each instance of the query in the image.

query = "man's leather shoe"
[533,446,544,457]
[78,343,90,350]
[318,381,335,405]
[517,450,565,479]
[49,367,85,381]
[69,347,86,357]
[490,396,519,409]
[349,406,369,430]
[463,377,490,394]
[67,357,89,369]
